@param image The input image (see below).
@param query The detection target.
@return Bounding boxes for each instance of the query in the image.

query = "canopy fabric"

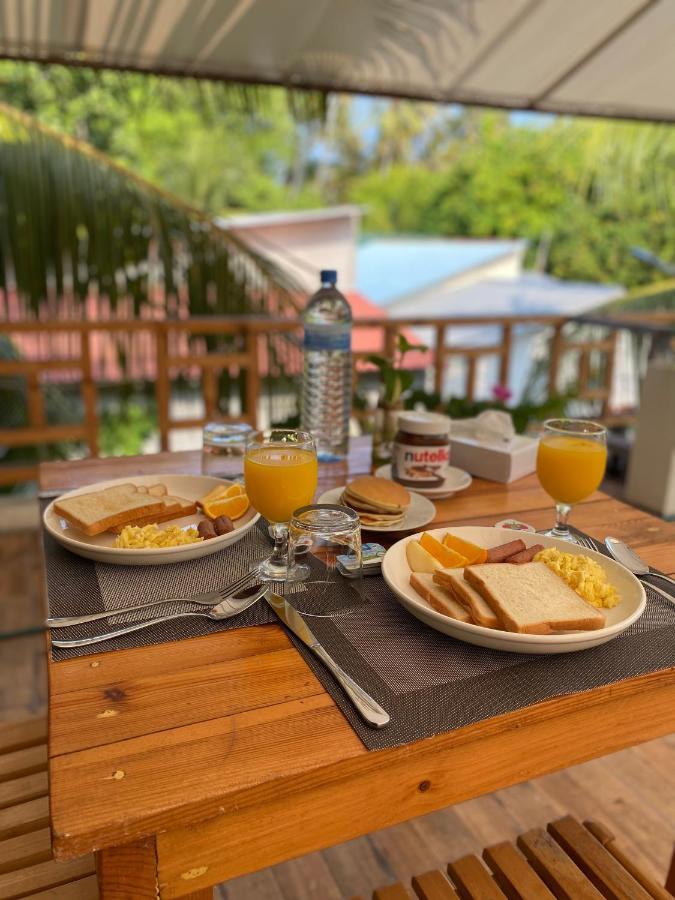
[1,0,673,122]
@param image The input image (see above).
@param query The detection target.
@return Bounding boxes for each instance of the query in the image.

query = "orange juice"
[244,447,318,523]
[537,435,607,504]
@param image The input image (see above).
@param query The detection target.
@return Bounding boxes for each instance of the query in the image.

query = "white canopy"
[1,0,674,121]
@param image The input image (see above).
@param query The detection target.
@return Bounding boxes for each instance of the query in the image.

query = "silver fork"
[51,583,268,648]
[574,534,599,552]
[46,570,255,628]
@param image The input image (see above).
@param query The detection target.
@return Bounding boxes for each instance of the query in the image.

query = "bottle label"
[392,443,450,486]
[304,323,351,352]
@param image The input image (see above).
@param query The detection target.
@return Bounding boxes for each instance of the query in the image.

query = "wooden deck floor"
[2,526,673,899]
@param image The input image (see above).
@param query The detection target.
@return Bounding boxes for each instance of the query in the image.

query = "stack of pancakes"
[341,476,411,527]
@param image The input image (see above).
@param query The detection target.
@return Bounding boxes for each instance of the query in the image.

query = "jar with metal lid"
[392,411,451,488]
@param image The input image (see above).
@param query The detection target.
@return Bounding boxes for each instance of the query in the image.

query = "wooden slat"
[447,855,506,898]
[0,772,48,811]
[499,324,512,385]
[373,885,410,900]
[167,352,250,368]
[0,718,46,754]
[433,324,446,396]
[27,875,99,899]
[483,841,555,899]
[0,464,39,486]
[547,817,652,899]
[0,744,48,784]
[245,329,259,427]
[0,856,94,900]
[583,821,672,900]
[517,828,604,899]
[0,797,50,842]
[26,372,45,428]
[0,827,52,874]
[155,325,170,452]
[0,425,87,447]
[465,356,477,402]
[80,331,99,458]
[95,837,157,899]
[411,869,460,899]
[548,322,564,393]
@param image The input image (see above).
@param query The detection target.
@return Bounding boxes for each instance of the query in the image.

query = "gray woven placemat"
[43,517,675,751]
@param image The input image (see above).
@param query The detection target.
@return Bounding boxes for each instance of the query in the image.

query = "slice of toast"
[109,496,197,532]
[54,487,165,537]
[410,572,472,623]
[464,562,606,634]
[434,568,499,628]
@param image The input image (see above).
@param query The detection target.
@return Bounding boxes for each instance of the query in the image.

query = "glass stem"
[553,502,572,536]
[270,523,288,565]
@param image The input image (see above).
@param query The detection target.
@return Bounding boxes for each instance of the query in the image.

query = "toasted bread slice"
[109,496,197,532]
[464,562,606,634]
[434,568,499,628]
[410,572,472,623]
[54,488,165,537]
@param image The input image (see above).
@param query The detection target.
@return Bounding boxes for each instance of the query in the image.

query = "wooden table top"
[41,438,675,898]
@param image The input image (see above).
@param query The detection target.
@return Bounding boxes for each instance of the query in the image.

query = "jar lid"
[397,411,450,436]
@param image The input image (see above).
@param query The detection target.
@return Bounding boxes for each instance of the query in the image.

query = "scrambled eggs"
[534,548,620,608]
[114,524,202,549]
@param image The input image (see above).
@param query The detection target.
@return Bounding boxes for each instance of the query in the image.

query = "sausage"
[213,515,234,535]
[505,544,543,564]
[486,539,526,562]
[197,520,216,540]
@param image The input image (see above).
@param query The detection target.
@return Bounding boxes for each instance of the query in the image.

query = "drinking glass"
[286,504,363,615]
[536,418,607,542]
[244,429,318,581]
[201,421,252,480]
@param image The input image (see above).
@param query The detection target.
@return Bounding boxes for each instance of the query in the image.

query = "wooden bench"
[351,817,675,899]
[0,718,98,899]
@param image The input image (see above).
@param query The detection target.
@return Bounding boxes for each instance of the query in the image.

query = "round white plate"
[43,474,260,565]
[317,486,436,533]
[375,464,472,499]
[381,526,646,654]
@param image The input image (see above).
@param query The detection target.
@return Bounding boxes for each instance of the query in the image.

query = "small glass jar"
[392,411,451,489]
[201,422,252,480]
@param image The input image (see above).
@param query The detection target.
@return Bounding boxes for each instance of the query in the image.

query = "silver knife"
[266,591,390,729]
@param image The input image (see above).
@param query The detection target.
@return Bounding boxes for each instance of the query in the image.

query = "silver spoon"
[605,537,675,604]
[50,583,268,648]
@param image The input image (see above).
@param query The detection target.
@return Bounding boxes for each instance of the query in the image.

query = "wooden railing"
[0,312,672,486]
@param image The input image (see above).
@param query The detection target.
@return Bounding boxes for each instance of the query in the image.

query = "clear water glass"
[286,504,363,616]
[201,422,252,480]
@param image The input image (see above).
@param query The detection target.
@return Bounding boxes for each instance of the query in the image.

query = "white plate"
[43,474,260,565]
[317,486,436,532]
[375,464,472,498]
[381,526,646,654]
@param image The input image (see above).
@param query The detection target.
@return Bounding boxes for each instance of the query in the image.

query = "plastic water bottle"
[301,269,352,461]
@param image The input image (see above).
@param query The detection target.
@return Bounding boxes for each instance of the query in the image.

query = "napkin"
[451,410,516,447]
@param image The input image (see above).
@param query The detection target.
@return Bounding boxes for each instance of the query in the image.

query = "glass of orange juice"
[536,418,607,542]
[244,428,318,581]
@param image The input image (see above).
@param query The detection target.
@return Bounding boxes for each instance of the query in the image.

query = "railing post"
[434,325,446,397]
[499,323,512,386]
[601,330,619,417]
[245,326,259,429]
[81,329,99,458]
[26,372,45,429]
[466,355,477,402]
[548,323,564,396]
[202,366,218,420]
[155,324,170,452]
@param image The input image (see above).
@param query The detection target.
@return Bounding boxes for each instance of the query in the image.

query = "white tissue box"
[450,434,538,483]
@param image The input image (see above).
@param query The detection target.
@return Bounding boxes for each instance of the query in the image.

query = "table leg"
[96,835,214,899]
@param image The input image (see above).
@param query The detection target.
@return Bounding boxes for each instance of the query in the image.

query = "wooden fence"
[0,312,672,486]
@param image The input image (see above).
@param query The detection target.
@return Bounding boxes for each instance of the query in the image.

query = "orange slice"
[202,493,250,520]
[419,532,468,568]
[200,481,244,505]
[442,533,488,565]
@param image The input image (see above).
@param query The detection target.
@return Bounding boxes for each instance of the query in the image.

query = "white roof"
[2,0,675,122]
[218,205,362,230]
[387,273,625,318]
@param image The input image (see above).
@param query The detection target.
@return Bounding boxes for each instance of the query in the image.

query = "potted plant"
[367,334,427,468]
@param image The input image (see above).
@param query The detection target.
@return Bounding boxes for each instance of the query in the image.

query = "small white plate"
[375,464,472,499]
[317,486,436,532]
[381,526,646,654]
[43,474,260,565]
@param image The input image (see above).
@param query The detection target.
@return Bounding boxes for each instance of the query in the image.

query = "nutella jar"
[392,412,451,488]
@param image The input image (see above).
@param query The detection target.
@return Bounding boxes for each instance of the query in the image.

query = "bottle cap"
[398,411,451,436]
[320,269,337,284]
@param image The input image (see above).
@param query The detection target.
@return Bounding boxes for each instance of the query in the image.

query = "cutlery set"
[575,534,674,605]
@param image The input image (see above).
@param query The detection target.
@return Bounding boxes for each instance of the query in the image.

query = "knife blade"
[265,591,390,729]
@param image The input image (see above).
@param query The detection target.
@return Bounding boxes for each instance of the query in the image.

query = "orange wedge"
[442,533,488,565]
[419,532,468,568]
[202,493,250,520]
[200,481,244,505]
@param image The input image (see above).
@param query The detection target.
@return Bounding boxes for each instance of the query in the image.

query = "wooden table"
[41,438,675,899]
